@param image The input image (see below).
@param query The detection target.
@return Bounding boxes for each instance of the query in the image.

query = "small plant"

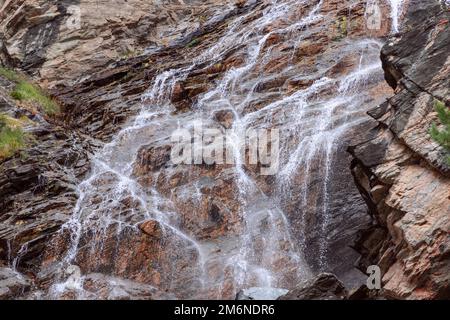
[0,113,29,160]
[187,38,201,48]
[332,17,348,41]
[0,67,22,82]
[340,16,348,36]
[429,100,450,165]
[1,66,59,115]
[11,81,59,115]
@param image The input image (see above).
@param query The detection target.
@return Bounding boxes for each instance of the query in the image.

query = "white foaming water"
[43,0,402,299]
[389,0,405,32]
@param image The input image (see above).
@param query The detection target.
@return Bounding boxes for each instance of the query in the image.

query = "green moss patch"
[0,113,29,160]
[0,66,59,115]
[11,82,59,115]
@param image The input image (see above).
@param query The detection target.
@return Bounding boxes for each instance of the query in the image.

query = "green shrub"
[11,81,59,115]
[187,38,201,48]
[1,66,59,115]
[0,114,28,160]
[429,100,450,165]
[340,16,348,36]
[0,66,22,82]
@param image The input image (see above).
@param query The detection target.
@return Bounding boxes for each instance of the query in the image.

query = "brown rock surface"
[0,73,91,274]
[1,0,448,301]
[350,0,450,300]
[0,0,238,88]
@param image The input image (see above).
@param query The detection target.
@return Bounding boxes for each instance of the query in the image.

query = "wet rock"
[82,273,175,300]
[278,273,348,300]
[171,82,188,103]
[2,0,443,301]
[0,74,91,273]
[236,287,289,300]
[213,109,235,129]
[53,0,398,299]
[146,165,243,241]
[135,143,172,173]
[42,221,204,299]
[0,267,31,299]
[295,41,324,58]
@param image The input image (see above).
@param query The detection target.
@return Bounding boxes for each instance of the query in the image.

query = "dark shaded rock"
[171,82,188,103]
[0,71,91,275]
[278,273,348,300]
[348,285,383,300]
[81,273,175,300]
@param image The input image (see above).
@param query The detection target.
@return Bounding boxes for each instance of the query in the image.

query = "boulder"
[278,273,348,300]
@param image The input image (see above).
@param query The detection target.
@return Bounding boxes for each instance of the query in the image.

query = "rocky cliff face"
[0,0,238,88]
[0,0,448,300]
[350,0,450,299]
[0,73,91,278]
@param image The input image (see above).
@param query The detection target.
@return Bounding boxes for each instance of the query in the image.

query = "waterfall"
[389,0,405,32]
[43,0,404,299]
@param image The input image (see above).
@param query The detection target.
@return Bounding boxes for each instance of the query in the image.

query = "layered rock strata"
[350,0,450,299]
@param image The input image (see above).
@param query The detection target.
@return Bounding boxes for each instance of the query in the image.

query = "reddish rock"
[214,109,235,129]
[139,220,163,239]
[171,82,187,103]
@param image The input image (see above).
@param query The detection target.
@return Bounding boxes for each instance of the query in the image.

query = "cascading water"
[389,0,405,32]
[40,0,406,299]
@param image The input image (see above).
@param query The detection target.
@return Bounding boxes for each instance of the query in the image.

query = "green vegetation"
[429,100,450,165]
[332,16,349,41]
[340,16,348,36]
[186,38,201,48]
[0,66,22,82]
[11,82,59,115]
[0,113,28,160]
[0,66,59,115]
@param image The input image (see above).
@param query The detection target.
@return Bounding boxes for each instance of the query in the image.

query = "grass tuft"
[186,38,201,48]
[0,113,29,160]
[0,66,22,82]
[11,82,59,115]
[1,66,59,115]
